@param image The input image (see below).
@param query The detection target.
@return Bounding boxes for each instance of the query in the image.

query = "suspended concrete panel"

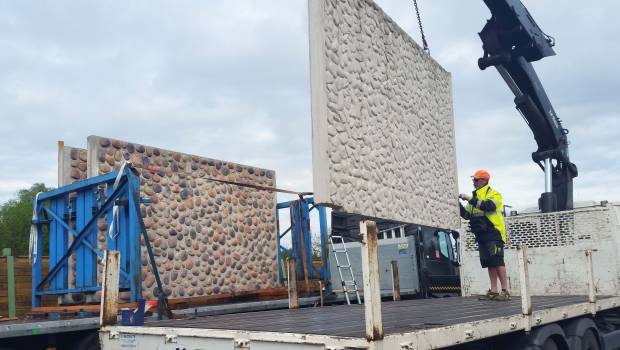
[309,0,459,229]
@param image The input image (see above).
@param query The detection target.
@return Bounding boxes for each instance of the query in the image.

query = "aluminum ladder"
[378,224,406,240]
[329,235,361,305]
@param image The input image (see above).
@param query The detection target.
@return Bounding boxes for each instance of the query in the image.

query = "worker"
[459,170,510,301]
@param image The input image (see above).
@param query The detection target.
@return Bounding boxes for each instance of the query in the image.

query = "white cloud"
[245,127,276,144]
[436,39,480,68]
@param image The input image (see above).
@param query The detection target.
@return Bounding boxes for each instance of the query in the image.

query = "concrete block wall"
[309,0,459,229]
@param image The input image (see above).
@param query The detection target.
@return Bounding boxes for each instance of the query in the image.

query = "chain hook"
[412,0,430,54]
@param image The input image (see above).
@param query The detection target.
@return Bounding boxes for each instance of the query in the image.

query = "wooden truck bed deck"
[145,295,596,338]
[102,295,620,349]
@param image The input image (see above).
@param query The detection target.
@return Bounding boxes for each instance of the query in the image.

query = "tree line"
[0,183,51,256]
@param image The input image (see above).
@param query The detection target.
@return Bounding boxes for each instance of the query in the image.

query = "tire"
[528,323,569,350]
[581,330,600,350]
[72,331,100,350]
[564,317,600,350]
[542,338,560,350]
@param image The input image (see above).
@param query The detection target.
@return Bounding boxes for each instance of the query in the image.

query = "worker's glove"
[459,193,472,201]
[468,197,479,206]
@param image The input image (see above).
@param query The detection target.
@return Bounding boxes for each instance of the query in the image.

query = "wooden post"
[361,220,383,341]
[287,258,299,309]
[57,140,64,187]
[100,250,120,326]
[517,244,532,332]
[585,250,596,303]
[517,244,531,315]
[391,260,401,301]
[2,248,16,318]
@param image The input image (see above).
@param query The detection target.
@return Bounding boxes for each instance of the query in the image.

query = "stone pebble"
[64,147,88,183]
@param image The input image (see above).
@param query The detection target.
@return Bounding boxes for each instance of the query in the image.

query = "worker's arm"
[459,203,471,219]
[468,192,501,213]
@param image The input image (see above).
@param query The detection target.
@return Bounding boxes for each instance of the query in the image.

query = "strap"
[28,192,42,263]
[108,161,129,239]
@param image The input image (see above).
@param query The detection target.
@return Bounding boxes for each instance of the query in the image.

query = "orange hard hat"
[471,169,490,181]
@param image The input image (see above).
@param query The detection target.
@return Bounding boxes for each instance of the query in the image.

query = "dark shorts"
[478,240,505,268]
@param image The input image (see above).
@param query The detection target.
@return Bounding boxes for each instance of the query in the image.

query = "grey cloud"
[0,0,618,212]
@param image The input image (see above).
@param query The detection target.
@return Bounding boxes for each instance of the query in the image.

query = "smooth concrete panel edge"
[309,0,331,204]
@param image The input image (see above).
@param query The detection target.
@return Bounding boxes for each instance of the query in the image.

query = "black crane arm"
[477,0,578,212]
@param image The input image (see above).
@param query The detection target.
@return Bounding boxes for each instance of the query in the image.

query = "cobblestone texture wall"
[309,0,459,229]
[87,136,278,299]
[58,144,88,186]
[57,143,88,302]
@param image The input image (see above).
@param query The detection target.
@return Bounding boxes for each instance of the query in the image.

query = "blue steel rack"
[32,167,331,308]
[276,196,331,293]
[31,167,142,307]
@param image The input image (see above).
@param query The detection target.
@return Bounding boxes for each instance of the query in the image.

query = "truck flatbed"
[0,297,323,340]
[147,296,591,336]
[101,295,620,349]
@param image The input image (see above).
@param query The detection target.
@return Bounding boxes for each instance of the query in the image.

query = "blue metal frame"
[276,197,331,292]
[32,168,142,307]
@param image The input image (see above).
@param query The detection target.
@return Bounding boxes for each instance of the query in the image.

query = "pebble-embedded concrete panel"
[309,0,459,229]
[87,135,279,299]
[58,145,88,186]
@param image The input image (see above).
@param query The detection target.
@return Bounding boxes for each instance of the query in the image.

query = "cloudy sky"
[1,0,618,211]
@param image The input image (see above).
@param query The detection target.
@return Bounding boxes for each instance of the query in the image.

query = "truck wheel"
[542,338,559,350]
[73,331,100,350]
[580,330,600,350]
[564,317,600,350]
[527,323,569,350]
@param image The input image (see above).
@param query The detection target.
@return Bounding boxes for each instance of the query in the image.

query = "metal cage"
[276,197,330,290]
[31,168,142,306]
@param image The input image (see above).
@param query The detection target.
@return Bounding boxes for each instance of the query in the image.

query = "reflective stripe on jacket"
[465,185,507,242]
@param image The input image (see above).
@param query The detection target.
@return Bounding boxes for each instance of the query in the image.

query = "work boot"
[478,290,498,301]
[494,289,512,301]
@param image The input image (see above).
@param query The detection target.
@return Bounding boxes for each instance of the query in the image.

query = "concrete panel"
[57,141,87,186]
[57,142,88,303]
[309,0,459,229]
[87,136,278,299]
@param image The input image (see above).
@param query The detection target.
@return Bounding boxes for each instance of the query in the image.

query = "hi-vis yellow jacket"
[463,185,507,243]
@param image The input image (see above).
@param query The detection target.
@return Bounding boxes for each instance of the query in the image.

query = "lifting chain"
[412,0,430,54]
